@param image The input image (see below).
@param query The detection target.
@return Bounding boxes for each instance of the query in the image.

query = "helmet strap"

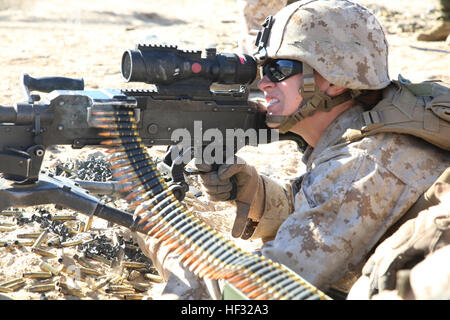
[266,63,359,134]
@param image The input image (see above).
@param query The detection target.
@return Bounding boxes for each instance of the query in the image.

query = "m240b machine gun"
[0,44,326,300]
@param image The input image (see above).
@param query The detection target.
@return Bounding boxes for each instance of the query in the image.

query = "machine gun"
[0,44,327,300]
[0,44,304,236]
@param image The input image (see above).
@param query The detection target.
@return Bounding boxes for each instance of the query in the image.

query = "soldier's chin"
[266,122,279,129]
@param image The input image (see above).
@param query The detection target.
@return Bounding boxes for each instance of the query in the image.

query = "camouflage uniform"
[256,104,450,291]
[135,1,450,298]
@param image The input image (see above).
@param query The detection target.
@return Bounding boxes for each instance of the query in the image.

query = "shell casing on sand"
[50,215,77,221]
[39,262,60,276]
[32,247,57,258]
[32,230,48,249]
[0,285,13,293]
[123,294,144,300]
[27,283,55,293]
[23,272,53,279]
[17,232,41,239]
[60,239,83,247]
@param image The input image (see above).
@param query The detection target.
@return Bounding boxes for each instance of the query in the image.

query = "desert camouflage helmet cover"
[255,0,391,90]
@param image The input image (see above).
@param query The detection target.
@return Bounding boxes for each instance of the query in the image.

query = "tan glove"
[362,182,450,297]
[194,156,265,239]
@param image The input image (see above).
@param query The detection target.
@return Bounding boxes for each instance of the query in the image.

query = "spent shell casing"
[143,273,164,283]
[23,272,53,279]
[32,230,48,249]
[0,210,20,217]
[51,215,77,221]
[122,261,148,269]
[1,277,23,288]
[73,254,95,269]
[58,287,85,298]
[27,284,55,293]
[0,285,13,293]
[0,222,15,226]
[32,247,57,258]
[7,280,26,291]
[85,253,111,266]
[85,215,94,232]
[0,226,16,232]
[0,241,8,247]
[14,240,35,247]
[123,294,144,300]
[39,262,60,276]
[60,239,83,247]
[78,222,85,233]
[17,232,41,239]
[92,277,111,290]
[79,267,102,276]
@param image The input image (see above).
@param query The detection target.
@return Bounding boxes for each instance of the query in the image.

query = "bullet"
[51,215,77,221]
[0,211,20,217]
[0,285,13,293]
[60,239,83,247]
[91,115,137,123]
[58,286,85,298]
[100,136,142,146]
[98,130,139,138]
[104,142,145,154]
[85,253,111,266]
[0,222,15,227]
[111,158,155,177]
[46,236,61,248]
[92,277,111,290]
[122,261,148,269]
[0,278,23,288]
[107,148,147,162]
[27,284,55,293]
[92,110,134,116]
[32,247,57,258]
[123,294,144,300]
[14,240,35,247]
[110,154,150,170]
[143,273,164,283]
[0,226,16,232]
[17,232,41,239]
[96,123,138,130]
[78,221,85,233]
[6,280,26,291]
[39,262,60,276]
[73,254,95,269]
[23,272,53,279]
[32,230,48,249]
[79,267,102,276]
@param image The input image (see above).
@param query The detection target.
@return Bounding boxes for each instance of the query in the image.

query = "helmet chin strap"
[266,63,359,134]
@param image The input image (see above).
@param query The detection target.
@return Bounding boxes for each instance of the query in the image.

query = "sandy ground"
[0,0,448,300]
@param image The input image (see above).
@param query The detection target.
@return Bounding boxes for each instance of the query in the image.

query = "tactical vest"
[343,74,450,151]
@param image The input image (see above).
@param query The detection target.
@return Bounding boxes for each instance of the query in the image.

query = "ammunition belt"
[90,102,330,300]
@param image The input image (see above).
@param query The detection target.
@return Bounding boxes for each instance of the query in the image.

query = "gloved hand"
[194,156,265,238]
[362,182,450,297]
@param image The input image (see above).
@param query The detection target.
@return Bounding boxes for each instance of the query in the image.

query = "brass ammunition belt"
[91,102,330,300]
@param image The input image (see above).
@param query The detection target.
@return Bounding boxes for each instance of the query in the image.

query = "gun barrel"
[0,105,17,123]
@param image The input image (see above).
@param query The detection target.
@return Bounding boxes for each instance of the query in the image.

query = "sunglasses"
[262,59,303,82]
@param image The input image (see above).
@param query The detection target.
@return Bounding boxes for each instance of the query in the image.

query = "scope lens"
[121,51,132,82]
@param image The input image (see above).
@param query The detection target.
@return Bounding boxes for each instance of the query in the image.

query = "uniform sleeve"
[260,133,448,291]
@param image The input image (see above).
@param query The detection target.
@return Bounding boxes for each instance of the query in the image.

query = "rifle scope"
[121,44,257,85]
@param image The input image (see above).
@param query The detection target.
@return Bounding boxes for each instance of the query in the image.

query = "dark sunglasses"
[262,59,303,82]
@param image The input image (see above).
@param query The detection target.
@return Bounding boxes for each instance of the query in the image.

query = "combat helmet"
[254,0,391,133]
